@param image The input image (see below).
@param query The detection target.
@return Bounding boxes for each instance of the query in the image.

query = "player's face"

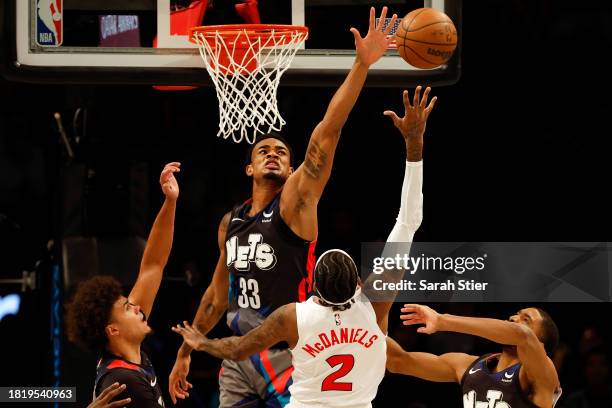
[107,296,151,344]
[508,308,543,338]
[247,138,293,183]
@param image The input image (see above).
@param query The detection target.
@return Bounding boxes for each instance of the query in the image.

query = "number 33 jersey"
[288,291,387,408]
[225,195,316,335]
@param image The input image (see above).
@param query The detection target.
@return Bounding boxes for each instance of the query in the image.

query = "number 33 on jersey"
[224,196,316,335]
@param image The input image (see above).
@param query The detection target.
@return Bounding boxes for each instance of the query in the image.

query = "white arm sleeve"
[386,160,423,242]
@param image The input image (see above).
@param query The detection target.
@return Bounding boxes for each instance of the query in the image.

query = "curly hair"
[66,276,123,352]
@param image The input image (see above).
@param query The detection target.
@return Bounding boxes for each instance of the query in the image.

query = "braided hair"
[314,249,358,311]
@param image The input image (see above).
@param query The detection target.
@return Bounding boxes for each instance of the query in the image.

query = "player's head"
[66,276,151,352]
[509,307,559,356]
[313,249,359,311]
[245,133,294,184]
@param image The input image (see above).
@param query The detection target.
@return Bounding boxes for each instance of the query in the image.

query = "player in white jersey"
[172,86,437,407]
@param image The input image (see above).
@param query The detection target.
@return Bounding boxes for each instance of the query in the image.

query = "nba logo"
[36,0,63,46]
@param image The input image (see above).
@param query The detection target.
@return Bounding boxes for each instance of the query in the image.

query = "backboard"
[1,0,461,87]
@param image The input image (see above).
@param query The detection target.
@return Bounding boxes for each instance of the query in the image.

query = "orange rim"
[189,24,308,44]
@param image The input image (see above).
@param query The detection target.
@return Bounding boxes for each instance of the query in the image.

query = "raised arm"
[364,87,436,331]
[168,212,231,404]
[401,304,559,405]
[173,303,297,361]
[386,337,476,383]
[128,162,179,319]
[280,7,397,241]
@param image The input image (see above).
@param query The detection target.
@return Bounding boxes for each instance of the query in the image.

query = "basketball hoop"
[190,24,309,144]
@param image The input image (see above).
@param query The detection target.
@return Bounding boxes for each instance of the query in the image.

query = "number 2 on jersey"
[321,354,354,391]
[238,277,261,309]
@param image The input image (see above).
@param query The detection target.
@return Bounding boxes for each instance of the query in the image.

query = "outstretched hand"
[169,354,192,405]
[350,7,397,67]
[172,321,205,351]
[384,87,437,161]
[400,304,441,334]
[87,383,131,408]
[160,162,180,200]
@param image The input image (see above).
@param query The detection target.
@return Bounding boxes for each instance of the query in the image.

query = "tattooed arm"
[173,303,298,361]
[280,7,396,241]
[168,212,231,404]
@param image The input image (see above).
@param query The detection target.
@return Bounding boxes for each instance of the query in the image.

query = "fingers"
[402,90,412,112]
[377,7,388,30]
[172,383,189,401]
[369,7,375,31]
[349,27,362,43]
[383,14,398,36]
[425,96,438,115]
[178,376,191,398]
[401,304,419,313]
[169,385,177,405]
[419,87,431,108]
[160,163,181,184]
[383,110,401,128]
[399,312,421,321]
[170,372,190,404]
[401,314,426,325]
[97,383,123,401]
[413,86,422,109]
[107,398,132,408]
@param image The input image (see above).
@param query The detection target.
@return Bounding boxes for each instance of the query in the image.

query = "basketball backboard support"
[0,0,461,87]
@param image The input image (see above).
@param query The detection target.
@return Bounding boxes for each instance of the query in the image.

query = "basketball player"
[387,304,562,407]
[172,86,437,407]
[66,162,180,407]
[168,7,401,407]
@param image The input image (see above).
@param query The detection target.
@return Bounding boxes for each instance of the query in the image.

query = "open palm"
[172,321,204,350]
[350,7,397,67]
[400,304,441,334]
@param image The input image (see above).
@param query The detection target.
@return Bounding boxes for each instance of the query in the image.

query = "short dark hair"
[66,276,123,352]
[535,308,559,356]
[245,132,294,166]
[314,250,358,311]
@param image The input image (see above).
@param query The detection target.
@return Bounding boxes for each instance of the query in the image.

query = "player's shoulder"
[100,365,147,385]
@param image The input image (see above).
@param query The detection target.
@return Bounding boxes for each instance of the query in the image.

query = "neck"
[497,348,520,370]
[250,179,283,215]
[107,339,142,365]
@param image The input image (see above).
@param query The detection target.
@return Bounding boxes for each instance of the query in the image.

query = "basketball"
[395,8,458,69]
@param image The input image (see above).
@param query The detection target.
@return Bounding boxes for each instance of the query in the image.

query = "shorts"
[219,348,293,408]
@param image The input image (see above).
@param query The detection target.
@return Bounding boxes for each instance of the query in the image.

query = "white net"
[192,26,308,144]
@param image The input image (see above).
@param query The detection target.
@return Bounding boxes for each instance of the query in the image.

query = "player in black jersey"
[387,305,562,407]
[168,7,399,407]
[66,162,180,408]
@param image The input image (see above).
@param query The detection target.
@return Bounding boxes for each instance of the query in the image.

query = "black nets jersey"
[225,195,316,335]
[94,350,164,407]
[462,353,538,408]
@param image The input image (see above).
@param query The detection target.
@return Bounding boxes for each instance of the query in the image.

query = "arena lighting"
[0,294,21,321]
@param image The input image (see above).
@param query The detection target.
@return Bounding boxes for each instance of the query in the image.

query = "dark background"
[1,0,610,407]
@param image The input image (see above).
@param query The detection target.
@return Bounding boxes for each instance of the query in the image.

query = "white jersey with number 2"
[287,290,386,408]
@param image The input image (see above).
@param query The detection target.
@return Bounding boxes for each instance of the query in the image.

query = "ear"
[245,164,254,177]
[105,324,119,338]
[288,166,294,175]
